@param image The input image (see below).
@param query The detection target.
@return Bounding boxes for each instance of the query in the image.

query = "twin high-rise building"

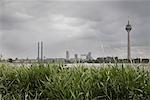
[37,41,44,62]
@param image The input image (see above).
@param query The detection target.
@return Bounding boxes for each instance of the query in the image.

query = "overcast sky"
[0,0,150,59]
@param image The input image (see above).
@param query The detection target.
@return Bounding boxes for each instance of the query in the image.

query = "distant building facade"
[66,51,70,61]
[86,52,92,60]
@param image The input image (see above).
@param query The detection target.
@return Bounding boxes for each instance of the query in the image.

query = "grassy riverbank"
[0,63,150,100]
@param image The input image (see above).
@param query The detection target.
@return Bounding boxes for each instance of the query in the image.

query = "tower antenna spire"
[127,16,131,25]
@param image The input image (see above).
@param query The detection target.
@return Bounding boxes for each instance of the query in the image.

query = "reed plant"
[0,63,150,100]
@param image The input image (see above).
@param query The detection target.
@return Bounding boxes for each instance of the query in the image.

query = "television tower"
[125,20,132,60]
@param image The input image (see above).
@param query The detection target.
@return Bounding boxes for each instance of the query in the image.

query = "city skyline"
[0,0,150,59]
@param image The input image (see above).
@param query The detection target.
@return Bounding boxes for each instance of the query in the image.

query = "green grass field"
[0,63,150,100]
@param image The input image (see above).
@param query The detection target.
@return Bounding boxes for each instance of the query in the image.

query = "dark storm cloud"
[0,0,150,58]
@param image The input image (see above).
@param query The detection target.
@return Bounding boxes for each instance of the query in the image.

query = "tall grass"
[0,63,150,100]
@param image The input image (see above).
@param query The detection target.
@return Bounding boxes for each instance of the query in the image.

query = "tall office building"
[74,54,78,60]
[66,51,69,60]
[86,52,92,60]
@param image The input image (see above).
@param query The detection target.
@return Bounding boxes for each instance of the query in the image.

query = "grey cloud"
[0,0,150,58]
